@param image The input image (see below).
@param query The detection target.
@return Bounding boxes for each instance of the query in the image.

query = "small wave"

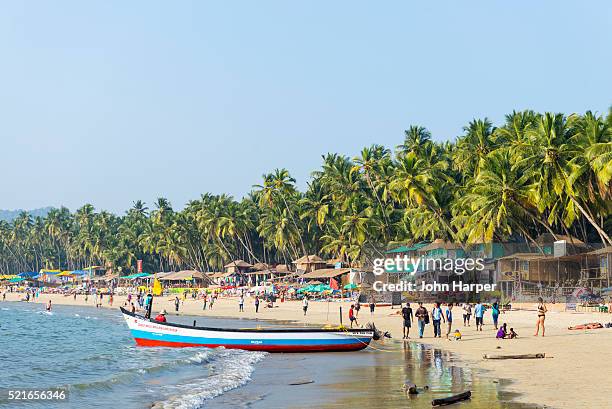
[75,314,80,317]
[37,311,53,315]
[1,308,10,311]
[70,350,213,391]
[152,349,266,409]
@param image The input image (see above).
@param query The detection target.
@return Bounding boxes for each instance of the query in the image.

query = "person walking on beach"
[431,302,445,338]
[474,301,484,331]
[202,294,207,310]
[534,297,547,337]
[491,301,500,329]
[144,292,153,318]
[369,295,375,316]
[445,303,453,340]
[462,303,471,326]
[174,296,180,313]
[401,302,413,339]
[109,293,114,306]
[355,300,361,317]
[254,295,260,313]
[302,296,309,316]
[415,302,428,338]
[46,300,52,311]
[209,294,214,310]
[239,294,244,312]
[349,304,358,327]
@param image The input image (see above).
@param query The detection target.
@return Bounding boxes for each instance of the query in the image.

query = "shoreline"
[5,292,612,408]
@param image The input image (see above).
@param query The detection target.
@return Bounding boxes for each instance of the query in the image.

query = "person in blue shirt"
[445,303,453,339]
[474,301,484,331]
[491,301,500,329]
[431,302,445,338]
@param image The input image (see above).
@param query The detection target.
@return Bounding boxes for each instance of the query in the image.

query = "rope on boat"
[339,326,396,353]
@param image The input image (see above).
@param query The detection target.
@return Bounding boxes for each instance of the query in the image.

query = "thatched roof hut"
[224,260,253,274]
[292,255,327,273]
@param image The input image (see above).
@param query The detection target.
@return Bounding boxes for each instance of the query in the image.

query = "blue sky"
[1,1,611,213]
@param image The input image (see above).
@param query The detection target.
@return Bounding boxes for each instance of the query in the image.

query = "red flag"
[330,277,339,290]
[137,260,143,273]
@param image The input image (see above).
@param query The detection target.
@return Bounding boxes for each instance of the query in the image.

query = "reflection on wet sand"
[318,341,536,409]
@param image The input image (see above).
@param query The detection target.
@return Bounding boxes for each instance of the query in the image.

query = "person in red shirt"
[349,305,358,328]
[154,309,167,323]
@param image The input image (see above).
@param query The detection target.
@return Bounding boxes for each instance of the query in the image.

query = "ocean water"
[0,302,266,409]
[0,302,531,409]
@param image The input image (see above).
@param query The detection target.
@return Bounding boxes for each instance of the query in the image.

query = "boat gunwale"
[120,307,373,335]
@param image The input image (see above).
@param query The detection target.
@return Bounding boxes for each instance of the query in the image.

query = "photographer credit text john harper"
[371,255,496,294]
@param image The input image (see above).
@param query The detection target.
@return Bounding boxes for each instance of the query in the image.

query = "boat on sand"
[120,307,373,352]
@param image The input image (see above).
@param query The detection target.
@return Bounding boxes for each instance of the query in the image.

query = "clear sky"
[1,1,611,214]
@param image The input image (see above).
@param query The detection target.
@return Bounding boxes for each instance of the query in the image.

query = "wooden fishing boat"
[120,307,373,352]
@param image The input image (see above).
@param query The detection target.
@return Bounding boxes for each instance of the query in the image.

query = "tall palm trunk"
[569,196,612,245]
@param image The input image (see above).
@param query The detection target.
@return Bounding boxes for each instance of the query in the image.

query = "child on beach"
[453,329,462,340]
[349,305,357,328]
[303,296,309,316]
[509,328,518,339]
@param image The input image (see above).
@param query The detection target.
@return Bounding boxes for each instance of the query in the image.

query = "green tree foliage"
[0,109,610,274]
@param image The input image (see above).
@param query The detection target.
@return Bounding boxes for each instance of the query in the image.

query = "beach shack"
[292,255,327,274]
[223,260,253,274]
[209,271,245,287]
[301,267,352,286]
[158,270,208,288]
[495,242,605,300]
[246,263,277,286]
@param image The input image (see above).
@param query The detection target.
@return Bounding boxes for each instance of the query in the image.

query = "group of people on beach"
[397,297,548,340]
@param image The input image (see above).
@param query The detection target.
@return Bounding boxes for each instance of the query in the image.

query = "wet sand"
[6,292,612,408]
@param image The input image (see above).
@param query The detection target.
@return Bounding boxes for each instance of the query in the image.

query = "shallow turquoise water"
[0,302,265,408]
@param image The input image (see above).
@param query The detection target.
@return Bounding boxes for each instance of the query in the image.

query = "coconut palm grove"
[1,110,610,275]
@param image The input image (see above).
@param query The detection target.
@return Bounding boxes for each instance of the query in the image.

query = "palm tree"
[520,113,611,245]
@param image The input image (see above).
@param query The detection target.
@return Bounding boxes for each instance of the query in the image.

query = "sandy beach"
[6,292,612,408]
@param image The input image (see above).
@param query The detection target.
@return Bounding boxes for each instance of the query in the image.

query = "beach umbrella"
[343,283,358,290]
[56,271,74,277]
[19,272,38,279]
[9,277,25,283]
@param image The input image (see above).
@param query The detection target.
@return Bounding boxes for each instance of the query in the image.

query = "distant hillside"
[0,207,55,222]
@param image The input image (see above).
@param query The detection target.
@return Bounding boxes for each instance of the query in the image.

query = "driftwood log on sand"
[432,391,471,406]
[483,353,545,360]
